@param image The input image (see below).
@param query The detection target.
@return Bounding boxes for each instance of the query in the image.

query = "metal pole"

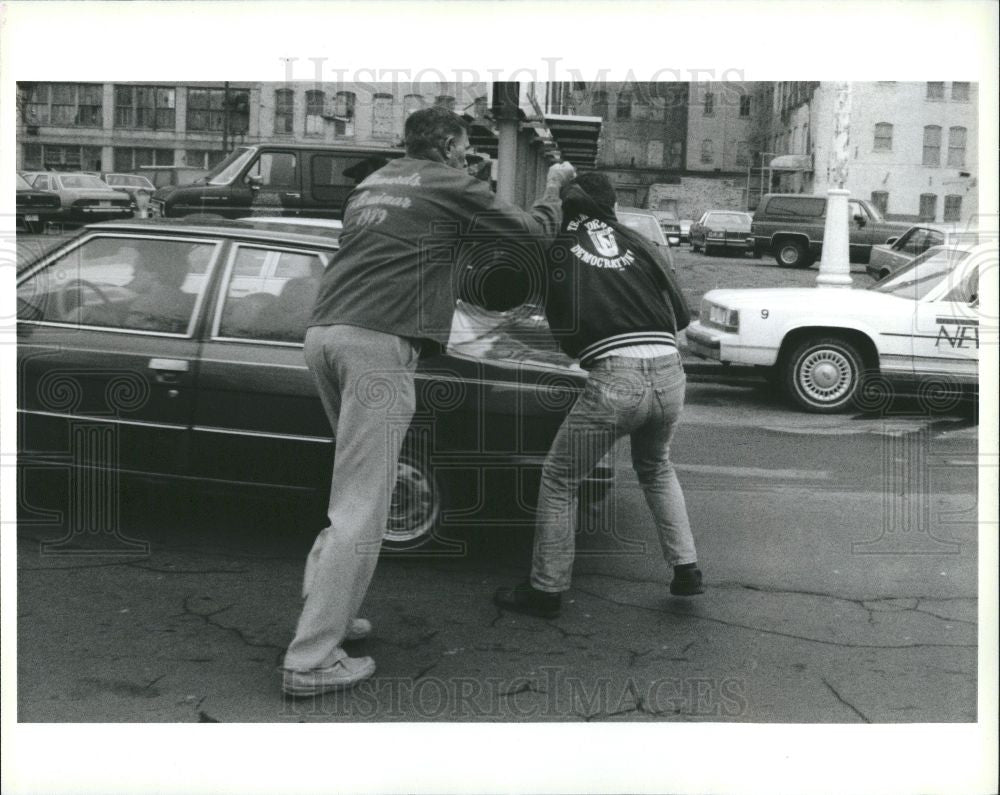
[493,82,520,205]
[222,81,230,156]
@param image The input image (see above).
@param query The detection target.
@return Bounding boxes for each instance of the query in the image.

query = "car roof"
[228,142,404,154]
[617,207,655,216]
[78,218,343,249]
[237,216,343,229]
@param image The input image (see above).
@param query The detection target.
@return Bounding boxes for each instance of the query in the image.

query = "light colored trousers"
[531,354,697,593]
[284,324,418,672]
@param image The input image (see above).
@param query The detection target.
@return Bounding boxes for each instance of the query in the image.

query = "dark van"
[149,143,403,220]
[751,193,912,268]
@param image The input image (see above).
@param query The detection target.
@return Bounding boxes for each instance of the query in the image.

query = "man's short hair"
[572,172,617,209]
[404,106,469,159]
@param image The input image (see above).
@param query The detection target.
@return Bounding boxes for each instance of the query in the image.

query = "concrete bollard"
[816,188,853,288]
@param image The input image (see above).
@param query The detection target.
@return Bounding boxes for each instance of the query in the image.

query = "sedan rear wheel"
[783,336,865,413]
[383,453,442,549]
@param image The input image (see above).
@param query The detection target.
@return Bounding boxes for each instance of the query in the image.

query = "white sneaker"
[282,654,375,696]
[345,617,372,641]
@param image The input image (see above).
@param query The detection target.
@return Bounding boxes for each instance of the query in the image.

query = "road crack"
[821,678,871,723]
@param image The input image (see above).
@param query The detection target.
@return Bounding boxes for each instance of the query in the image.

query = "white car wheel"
[784,337,865,413]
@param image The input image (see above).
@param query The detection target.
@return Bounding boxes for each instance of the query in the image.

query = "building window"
[919,193,937,221]
[616,92,632,120]
[922,125,941,166]
[951,82,970,101]
[700,139,714,164]
[669,141,682,169]
[736,141,750,167]
[305,90,325,136]
[870,191,889,217]
[739,95,752,117]
[703,91,714,116]
[114,85,175,130]
[113,147,174,172]
[947,126,967,167]
[943,195,962,221]
[186,149,228,169]
[333,91,355,137]
[187,88,249,134]
[21,143,102,171]
[274,89,294,135]
[926,81,944,100]
[592,91,609,118]
[646,140,664,167]
[372,93,394,139]
[614,138,630,165]
[404,94,425,117]
[873,122,893,152]
[28,83,103,127]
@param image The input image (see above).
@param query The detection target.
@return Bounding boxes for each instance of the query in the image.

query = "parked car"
[679,219,693,244]
[101,173,158,217]
[149,144,402,220]
[16,173,61,233]
[690,210,754,256]
[866,223,985,280]
[651,208,682,246]
[750,193,912,268]
[25,172,134,223]
[616,207,676,272]
[685,242,988,413]
[15,219,608,548]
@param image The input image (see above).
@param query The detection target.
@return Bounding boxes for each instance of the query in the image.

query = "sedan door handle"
[149,358,189,385]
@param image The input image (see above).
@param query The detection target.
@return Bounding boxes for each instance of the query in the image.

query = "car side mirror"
[853,214,866,227]
[246,174,263,190]
[885,236,898,246]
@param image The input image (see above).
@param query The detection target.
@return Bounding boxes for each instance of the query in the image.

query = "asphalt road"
[16,380,978,723]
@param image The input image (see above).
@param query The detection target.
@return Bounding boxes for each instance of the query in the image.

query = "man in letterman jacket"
[494,171,704,619]
[281,106,576,696]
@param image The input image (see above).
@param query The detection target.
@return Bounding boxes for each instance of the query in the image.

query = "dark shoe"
[494,581,562,618]
[669,565,705,596]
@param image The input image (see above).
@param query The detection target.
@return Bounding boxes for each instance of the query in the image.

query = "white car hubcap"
[799,350,853,403]
[385,460,437,544]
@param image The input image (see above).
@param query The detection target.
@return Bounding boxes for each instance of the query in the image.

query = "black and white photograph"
[2,2,997,794]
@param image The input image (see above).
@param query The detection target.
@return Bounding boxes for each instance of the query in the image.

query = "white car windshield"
[869,246,970,300]
[60,175,108,190]
[205,147,256,185]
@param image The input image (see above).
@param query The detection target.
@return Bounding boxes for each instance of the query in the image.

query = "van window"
[311,154,392,207]
[247,152,299,188]
[765,196,826,217]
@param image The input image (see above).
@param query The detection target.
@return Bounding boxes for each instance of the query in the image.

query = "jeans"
[531,354,696,593]
[284,324,419,671]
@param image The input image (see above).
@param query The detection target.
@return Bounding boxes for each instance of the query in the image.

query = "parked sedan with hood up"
[26,172,134,223]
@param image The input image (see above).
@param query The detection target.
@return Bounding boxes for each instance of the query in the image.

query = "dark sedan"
[16,173,61,233]
[16,220,603,549]
[26,172,134,224]
[690,210,754,256]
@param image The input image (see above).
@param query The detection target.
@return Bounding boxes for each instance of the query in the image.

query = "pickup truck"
[751,193,912,268]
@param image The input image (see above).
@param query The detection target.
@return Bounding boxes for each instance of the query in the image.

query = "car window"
[16,236,217,334]
[34,175,49,190]
[869,247,970,300]
[217,245,325,343]
[247,152,299,188]
[942,264,979,303]
[617,212,667,245]
[765,196,826,217]
[60,175,108,190]
[849,200,871,220]
[707,212,751,228]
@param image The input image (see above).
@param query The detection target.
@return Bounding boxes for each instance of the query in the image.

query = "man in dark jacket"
[282,106,575,696]
[494,172,703,619]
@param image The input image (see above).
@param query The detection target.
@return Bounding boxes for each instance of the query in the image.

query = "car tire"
[774,239,812,268]
[783,336,866,413]
[382,451,443,550]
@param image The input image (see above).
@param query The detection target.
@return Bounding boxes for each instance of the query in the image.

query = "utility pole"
[222,81,230,156]
[817,81,853,288]
[492,81,520,205]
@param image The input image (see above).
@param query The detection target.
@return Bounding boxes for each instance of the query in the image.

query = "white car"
[685,242,990,412]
